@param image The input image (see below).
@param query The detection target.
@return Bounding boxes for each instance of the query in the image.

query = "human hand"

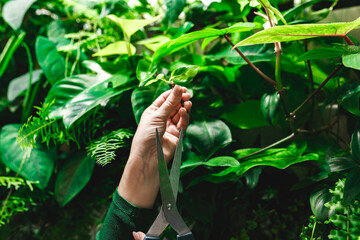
[119,85,192,208]
[132,231,145,240]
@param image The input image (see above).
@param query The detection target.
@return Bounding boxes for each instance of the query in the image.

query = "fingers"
[177,107,190,131]
[154,86,188,117]
[171,100,192,124]
[132,231,145,240]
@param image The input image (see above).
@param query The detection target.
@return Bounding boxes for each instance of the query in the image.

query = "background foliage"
[0,0,360,239]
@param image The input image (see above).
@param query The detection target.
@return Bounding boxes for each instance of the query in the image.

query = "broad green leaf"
[47,20,66,43]
[351,129,360,163]
[82,60,111,79]
[163,0,186,26]
[260,92,280,125]
[297,48,344,62]
[7,69,42,101]
[344,167,360,203]
[131,81,170,124]
[0,124,55,190]
[45,74,133,128]
[186,118,232,159]
[136,35,170,52]
[326,157,358,172]
[152,23,258,66]
[181,156,239,169]
[2,0,37,31]
[170,65,199,85]
[244,167,262,189]
[137,59,157,83]
[55,153,95,206]
[35,36,65,85]
[343,53,360,70]
[221,100,270,129]
[107,14,162,38]
[92,41,136,57]
[234,17,360,47]
[342,86,360,117]
[310,186,334,221]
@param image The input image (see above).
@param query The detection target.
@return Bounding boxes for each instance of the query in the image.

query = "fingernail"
[132,232,137,238]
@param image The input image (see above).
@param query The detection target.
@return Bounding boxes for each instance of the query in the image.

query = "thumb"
[158,85,182,118]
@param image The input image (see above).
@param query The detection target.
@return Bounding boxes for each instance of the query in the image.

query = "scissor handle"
[177,232,194,240]
[144,236,160,240]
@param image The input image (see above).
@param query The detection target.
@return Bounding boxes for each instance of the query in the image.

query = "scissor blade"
[146,208,168,236]
[169,128,183,200]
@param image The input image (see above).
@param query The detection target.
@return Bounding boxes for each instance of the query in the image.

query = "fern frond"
[0,176,38,191]
[87,129,133,166]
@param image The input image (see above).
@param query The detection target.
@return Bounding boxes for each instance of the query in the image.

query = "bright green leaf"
[181,156,239,169]
[186,118,232,159]
[163,0,186,26]
[170,65,199,85]
[234,17,360,47]
[136,35,170,52]
[7,69,43,102]
[221,100,270,129]
[92,41,136,57]
[35,36,65,85]
[343,53,360,70]
[55,153,95,206]
[2,0,37,31]
[0,124,55,190]
[45,74,133,128]
[136,59,157,84]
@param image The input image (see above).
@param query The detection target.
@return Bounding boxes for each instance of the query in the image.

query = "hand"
[132,231,145,240]
[118,85,192,208]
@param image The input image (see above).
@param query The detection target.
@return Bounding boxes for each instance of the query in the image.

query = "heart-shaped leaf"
[92,41,136,57]
[0,124,55,190]
[7,69,43,101]
[343,53,360,70]
[55,152,95,206]
[2,0,37,31]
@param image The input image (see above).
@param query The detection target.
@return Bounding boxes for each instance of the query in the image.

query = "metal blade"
[169,128,183,201]
[146,208,168,236]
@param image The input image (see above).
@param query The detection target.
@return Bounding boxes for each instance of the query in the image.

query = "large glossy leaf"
[221,100,270,129]
[234,17,360,47]
[163,0,185,26]
[260,92,280,125]
[131,81,170,124]
[170,65,199,85]
[107,14,161,38]
[344,167,360,203]
[310,186,334,221]
[35,36,65,85]
[181,156,240,169]
[2,0,37,31]
[326,157,358,172]
[7,69,42,101]
[55,153,95,206]
[343,54,360,70]
[0,124,55,190]
[186,118,232,159]
[45,74,133,128]
[351,129,360,163]
[342,86,360,117]
[92,41,136,57]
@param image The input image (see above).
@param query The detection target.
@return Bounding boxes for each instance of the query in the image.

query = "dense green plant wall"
[1,0,360,239]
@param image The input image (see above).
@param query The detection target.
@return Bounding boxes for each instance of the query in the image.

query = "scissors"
[144,129,194,240]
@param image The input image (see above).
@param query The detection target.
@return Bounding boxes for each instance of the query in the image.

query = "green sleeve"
[96,190,157,240]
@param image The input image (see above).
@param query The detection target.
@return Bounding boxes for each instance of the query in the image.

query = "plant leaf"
[163,0,186,26]
[0,124,55,190]
[260,92,280,124]
[326,157,358,172]
[310,185,333,221]
[221,100,270,129]
[186,118,232,159]
[137,59,157,83]
[55,152,95,206]
[170,65,199,85]
[342,85,360,117]
[344,167,360,203]
[297,47,344,62]
[351,129,360,163]
[181,156,239,169]
[343,53,360,70]
[2,0,37,31]
[45,74,133,128]
[92,41,136,57]
[7,69,43,101]
[35,36,65,85]
[234,17,360,47]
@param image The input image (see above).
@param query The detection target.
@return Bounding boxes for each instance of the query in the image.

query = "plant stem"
[291,64,343,117]
[22,42,33,123]
[224,34,277,87]
[70,46,80,77]
[238,133,295,161]
[344,35,354,45]
[310,221,317,240]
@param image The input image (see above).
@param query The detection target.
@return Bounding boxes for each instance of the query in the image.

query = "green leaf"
[0,124,55,190]
[186,118,232,159]
[326,157,358,172]
[35,36,65,85]
[221,100,270,129]
[7,69,42,102]
[351,129,360,163]
[47,20,66,43]
[163,0,186,26]
[342,86,360,117]
[181,156,239,169]
[343,54,360,70]
[310,185,333,221]
[234,17,360,47]
[344,167,360,203]
[260,92,280,124]
[283,0,331,22]
[297,47,344,62]
[257,0,287,25]
[92,41,136,57]
[55,153,95,206]
[169,65,199,85]
[136,59,157,83]
[136,35,170,52]
[107,14,162,38]
[2,0,37,31]
[45,74,133,128]
[131,81,170,124]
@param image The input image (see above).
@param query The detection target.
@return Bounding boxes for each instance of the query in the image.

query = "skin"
[117,85,192,239]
